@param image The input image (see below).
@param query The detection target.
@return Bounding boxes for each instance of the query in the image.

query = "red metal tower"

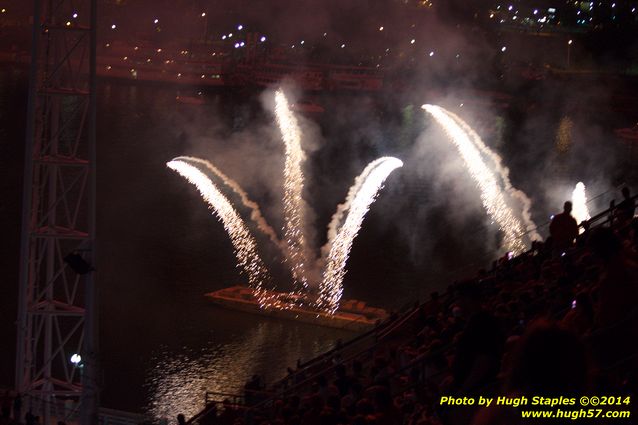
[16,1,98,424]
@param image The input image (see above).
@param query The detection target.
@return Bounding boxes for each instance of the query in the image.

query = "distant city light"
[379,26,384,31]
[66,21,71,26]
[568,39,573,45]
[429,51,434,56]
[323,32,327,37]
[300,40,305,45]
[228,33,233,38]
[533,9,538,14]
[508,5,513,10]
[611,3,615,7]
[201,12,206,17]
[237,24,243,30]
[341,44,346,48]
[1,8,6,13]
[154,18,159,24]
[260,36,266,42]
[411,39,415,44]
[234,42,239,48]
[501,46,507,52]
[72,12,78,18]
[111,24,116,29]
[70,354,82,365]
[240,41,245,47]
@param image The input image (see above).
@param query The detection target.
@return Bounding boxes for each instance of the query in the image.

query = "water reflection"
[144,319,338,421]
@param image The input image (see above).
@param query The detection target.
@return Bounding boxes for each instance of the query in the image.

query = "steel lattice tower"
[16,1,98,424]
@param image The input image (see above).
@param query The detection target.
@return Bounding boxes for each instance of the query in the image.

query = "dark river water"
[1,64,636,420]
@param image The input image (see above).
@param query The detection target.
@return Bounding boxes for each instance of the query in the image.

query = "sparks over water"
[571,182,590,233]
[274,89,310,296]
[166,160,273,307]
[175,156,284,251]
[422,104,527,254]
[318,157,403,314]
[444,110,540,242]
[168,89,402,314]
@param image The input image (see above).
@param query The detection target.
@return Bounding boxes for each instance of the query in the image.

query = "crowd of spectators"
[191,189,637,425]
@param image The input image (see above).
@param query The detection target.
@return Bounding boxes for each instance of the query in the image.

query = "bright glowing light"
[429,51,434,57]
[340,44,345,48]
[508,5,513,10]
[318,157,403,313]
[501,46,507,52]
[411,39,416,44]
[234,42,240,48]
[240,41,245,47]
[111,24,116,29]
[571,182,590,233]
[222,35,227,40]
[568,39,573,45]
[154,18,159,24]
[228,33,233,38]
[300,40,305,45]
[534,9,538,14]
[201,12,206,17]
[260,36,266,42]
[167,160,272,306]
[274,90,310,296]
[379,26,384,31]
[422,105,528,254]
[237,24,243,30]
[70,354,82,365]
[72,12,78,18]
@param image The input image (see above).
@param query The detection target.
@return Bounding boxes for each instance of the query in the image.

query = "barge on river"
[205,286,388,332]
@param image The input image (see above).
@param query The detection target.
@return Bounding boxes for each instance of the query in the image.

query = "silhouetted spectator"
[550,201,578,253]
[176,413,186,425]
[616,187,636,225]
[451,311,504,393]
[588,227,638,368]
[472,321,589,425]
[560,292,594,336]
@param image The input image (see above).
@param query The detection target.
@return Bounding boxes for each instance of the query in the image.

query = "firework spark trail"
[174,155,285,251]
[318,157,403,314]
[167,160,274,307]
[274,90,310,295]
[443,110,541,242]
[572,182,590,234]
[422,105,527,255]
[321,158,391,259]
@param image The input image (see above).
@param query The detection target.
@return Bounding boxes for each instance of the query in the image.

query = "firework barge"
[205,286,388,331]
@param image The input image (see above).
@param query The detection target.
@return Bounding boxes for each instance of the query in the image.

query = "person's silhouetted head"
[563,201,573,213]
[177,414,186,425]
[622,186,631,199]
[507,320,588,395]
